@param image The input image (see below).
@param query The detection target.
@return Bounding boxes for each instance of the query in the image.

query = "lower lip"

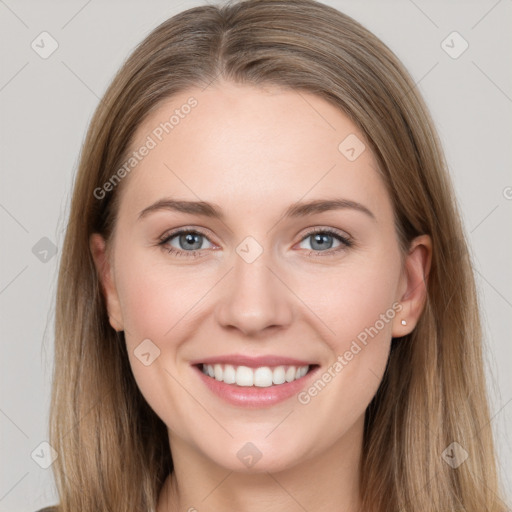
[193,365,319,408]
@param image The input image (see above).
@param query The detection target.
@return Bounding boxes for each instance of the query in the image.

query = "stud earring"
[401,319,407,326]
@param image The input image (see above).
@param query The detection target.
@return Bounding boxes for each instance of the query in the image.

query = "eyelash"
[158,227,353,259]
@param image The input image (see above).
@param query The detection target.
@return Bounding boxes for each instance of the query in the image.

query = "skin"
[90,81,431,512]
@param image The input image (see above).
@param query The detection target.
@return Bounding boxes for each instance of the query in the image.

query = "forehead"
[117,81,392,223]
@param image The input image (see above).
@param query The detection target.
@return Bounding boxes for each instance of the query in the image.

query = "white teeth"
[201,363,310,387]
[223,364,236,384]
[272,366,286,385]
[285,366,296,382]
[236,366,254,387]
[254,367,273,387]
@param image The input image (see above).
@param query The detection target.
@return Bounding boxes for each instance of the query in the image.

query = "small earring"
[401,319,407,326]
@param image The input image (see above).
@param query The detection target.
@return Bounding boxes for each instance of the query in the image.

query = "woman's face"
[93,81,424,473]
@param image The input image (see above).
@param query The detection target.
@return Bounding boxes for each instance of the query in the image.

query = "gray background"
[0,0,511,510]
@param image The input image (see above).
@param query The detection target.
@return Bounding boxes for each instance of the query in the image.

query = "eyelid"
[158,226,216,245]
[297,226,352,243]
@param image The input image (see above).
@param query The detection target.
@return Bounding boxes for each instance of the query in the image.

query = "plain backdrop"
[0,0,511,510]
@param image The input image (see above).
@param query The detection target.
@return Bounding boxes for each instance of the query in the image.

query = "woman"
[40,0,507,510]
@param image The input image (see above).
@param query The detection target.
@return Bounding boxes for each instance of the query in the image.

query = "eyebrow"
[137,197,376,222]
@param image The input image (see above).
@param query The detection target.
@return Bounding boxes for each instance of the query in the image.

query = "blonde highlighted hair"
[48,0,506,510]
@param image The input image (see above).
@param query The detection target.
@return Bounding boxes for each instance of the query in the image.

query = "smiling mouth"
[197,363,317,387]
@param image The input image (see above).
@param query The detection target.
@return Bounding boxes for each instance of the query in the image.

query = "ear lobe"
[392,234,432,337]
[89,233,124,332]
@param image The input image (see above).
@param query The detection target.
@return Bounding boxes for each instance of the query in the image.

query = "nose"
[214,252,294,337]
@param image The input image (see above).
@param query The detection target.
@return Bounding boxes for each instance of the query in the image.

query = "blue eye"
[298,229,352,254]
[159,230,213,256]
[158,228,352,258]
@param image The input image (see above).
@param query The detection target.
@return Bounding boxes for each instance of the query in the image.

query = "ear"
[89,233,124,332]
[392,234,432,337]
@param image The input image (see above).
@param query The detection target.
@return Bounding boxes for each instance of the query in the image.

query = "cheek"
[115,248,212,343]
[113,251,208,429]
[294,253,401,351]
[292,254,400,415]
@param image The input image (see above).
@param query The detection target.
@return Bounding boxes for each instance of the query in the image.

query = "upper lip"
[190,354,316,368]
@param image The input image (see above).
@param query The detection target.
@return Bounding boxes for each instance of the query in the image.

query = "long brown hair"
[49,0,506,510]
